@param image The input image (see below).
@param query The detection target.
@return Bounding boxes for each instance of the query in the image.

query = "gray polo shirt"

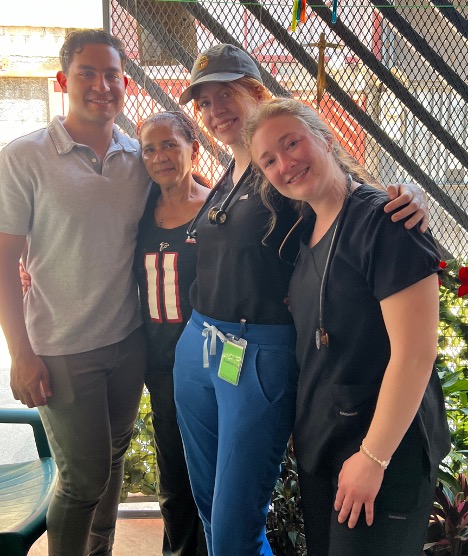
[0,116,150,356]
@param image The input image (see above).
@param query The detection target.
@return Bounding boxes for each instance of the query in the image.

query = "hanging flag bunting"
[300,0,307,23]
[291,0,299,32]
[291,0,307,31]
[331,0,339,23]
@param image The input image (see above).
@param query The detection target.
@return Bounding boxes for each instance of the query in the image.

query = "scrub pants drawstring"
[202,322,227,368]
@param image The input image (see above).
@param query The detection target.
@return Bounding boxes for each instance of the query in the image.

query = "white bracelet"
[360,441,391,469]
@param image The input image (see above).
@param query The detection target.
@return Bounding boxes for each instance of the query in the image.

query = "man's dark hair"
[59,29,127,73]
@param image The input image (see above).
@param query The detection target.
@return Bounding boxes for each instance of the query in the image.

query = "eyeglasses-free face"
[196,82,255,148]
[140,120,198,189]
[251,114,337,207]
[57,43,128,128]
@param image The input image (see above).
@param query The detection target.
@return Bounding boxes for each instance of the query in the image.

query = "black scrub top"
[189,165,299,325]
[289,185,450,475]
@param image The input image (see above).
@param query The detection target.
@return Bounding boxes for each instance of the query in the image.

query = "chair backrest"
[0,407,57,556]
[0,407,51,458]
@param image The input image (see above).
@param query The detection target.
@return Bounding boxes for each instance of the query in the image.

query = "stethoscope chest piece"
[186,161,250,240]
[208,206,228,225]
[315,327,329,350]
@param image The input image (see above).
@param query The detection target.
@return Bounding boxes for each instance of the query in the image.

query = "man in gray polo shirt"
[0,29,149,555]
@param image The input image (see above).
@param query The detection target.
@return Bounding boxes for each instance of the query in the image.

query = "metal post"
[102,0,111,33]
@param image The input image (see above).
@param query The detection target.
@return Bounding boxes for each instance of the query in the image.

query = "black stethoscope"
[186,161,251,242]
[315,174,353,350]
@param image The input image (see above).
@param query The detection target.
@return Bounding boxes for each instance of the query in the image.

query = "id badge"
[218,336,247,386]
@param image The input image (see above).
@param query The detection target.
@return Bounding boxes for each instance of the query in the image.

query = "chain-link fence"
[109,0,467,258]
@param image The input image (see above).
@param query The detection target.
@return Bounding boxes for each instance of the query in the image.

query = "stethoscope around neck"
[186,161,249,241]
[315,173,353,350]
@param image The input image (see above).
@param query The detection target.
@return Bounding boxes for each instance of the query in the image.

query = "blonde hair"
[243,97,382,235]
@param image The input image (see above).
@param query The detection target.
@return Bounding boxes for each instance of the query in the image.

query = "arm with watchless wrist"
[0,233,52,408]
[333,273,439,529]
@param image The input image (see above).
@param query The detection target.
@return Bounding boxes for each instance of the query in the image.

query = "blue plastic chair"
[0,408,58,555]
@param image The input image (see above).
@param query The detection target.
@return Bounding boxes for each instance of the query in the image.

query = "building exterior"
[0,1,102,150]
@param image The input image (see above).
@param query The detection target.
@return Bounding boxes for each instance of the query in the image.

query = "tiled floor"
[28,516,165,555]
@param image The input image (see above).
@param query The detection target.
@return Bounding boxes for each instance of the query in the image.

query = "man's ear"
[124,75,129,89]
[56,70,67,93]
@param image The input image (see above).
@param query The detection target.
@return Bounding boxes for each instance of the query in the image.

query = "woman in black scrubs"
[246,97,450,556]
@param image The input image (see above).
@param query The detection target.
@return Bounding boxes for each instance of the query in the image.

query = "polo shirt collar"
[48,116,139,155]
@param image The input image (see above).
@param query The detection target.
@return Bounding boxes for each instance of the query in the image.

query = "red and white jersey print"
[145,251,183,323]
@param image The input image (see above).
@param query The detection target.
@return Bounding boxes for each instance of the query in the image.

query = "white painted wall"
[0,2,105,150]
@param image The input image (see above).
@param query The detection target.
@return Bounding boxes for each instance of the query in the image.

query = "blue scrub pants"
[173,310,298,556]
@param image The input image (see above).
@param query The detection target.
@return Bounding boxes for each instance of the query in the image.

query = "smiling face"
[57,42,128,128]
[195,82,255,148]
[140,119,197,189]
[250,114,335,206]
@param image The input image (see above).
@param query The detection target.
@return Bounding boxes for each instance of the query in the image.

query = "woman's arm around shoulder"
[385,183,429,232]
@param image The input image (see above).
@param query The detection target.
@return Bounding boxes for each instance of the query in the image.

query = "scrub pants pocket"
[253,344,298,404]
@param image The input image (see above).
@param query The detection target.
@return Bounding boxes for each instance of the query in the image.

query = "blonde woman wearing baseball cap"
[173,43,429,556]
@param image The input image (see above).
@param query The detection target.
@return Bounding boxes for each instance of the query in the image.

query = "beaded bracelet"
[360,441,391,469]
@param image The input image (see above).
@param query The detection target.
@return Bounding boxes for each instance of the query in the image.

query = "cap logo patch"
[197,55,209,71]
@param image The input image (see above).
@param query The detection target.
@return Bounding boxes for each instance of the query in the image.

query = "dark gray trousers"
[39,327,146,556]
[298,422,436,556]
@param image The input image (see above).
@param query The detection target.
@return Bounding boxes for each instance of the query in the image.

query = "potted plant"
[437,259,468,485]
[424,260,468,554]
[267,438,306,555]
[424,473,468,555]
[121,389,158,501]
